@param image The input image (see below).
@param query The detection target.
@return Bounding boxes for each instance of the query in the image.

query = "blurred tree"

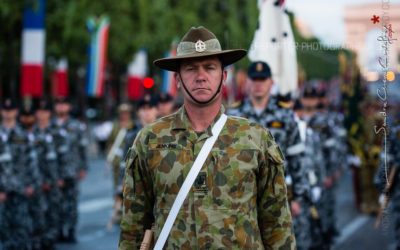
[0,0,258,101]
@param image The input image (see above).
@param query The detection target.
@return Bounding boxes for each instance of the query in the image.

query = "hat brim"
[154,49,247,72]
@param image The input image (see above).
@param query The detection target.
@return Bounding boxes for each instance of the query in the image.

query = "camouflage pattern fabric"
[228,97,310,203]
[52,118,87,234]
[119,105,295,249]
[376,120,400,248]
[0,125,40,249]
[34,125,61,246]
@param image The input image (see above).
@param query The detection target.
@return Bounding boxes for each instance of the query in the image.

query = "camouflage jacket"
[375,120,400,195]
[33,125,59,185]
[308,112,337,176]
[0,125,40,194]
[228,97,310,202]
[52,118,88,179]
[107,120,135,167]
[119,105,295,250]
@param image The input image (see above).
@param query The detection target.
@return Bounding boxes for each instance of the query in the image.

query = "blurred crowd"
[0,97,88,250]
[0,61,399,250]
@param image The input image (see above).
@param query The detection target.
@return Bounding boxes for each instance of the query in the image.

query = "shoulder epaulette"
[230,101,242,109]
[278,101,291,109]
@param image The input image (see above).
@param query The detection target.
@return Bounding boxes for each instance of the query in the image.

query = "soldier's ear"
[174,72,181,89]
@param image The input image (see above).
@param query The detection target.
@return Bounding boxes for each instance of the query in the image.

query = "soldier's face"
[176,56,226,105]
[20,115,36,129]
[119,111,131,122]
[1,109,18,122]
[35,110,51,123]
[138,105,158,126]
[248,77,273,99]
[55,103,71,117]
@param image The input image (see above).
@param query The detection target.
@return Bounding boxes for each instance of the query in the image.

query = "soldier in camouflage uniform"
[34,100,60,249]
[107,103,135,190]
[293,100,327,249]
[375,115,400,249]
[52,97,88,242]
[119,26,295,249]
[20,105,46,250]
[157,93,175,118]
[0,98,40,250]
[228,61,310,250]
[305,89,339,247]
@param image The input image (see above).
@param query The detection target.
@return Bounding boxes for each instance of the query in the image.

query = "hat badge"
[195,40,206,52]
[256,62,263,72]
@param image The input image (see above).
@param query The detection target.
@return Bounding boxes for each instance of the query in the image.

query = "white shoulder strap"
[154,114,228,250]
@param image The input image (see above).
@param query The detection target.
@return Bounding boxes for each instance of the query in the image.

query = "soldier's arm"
[119,131,154,250]
[258,129,296,249]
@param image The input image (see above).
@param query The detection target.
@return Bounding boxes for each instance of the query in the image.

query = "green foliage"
[0,0,259,98]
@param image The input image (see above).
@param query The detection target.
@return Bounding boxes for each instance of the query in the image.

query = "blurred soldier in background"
[107,103,134,190]
[305,87,339,247]
[34,99,60,249]
[375,114,400,250]
[0,98,40,249]
[293,100,326,249]
[228,61,310,250]
[157,93,174,118]
[52,97,87,243]
[20,105,46,250]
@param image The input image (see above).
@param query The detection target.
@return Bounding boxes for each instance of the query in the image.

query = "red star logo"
[371,15,380,24]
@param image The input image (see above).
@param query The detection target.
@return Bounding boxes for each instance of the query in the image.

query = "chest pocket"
[209,149,259,210]
[148,144,192,208]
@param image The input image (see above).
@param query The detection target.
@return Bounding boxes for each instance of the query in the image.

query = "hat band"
[177,39,221,56]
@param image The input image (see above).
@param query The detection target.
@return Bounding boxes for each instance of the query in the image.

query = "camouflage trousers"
[292,202,311,250]
[28,192,46,250]
[318,187,337,246]
[0,203,4,250]
[3,193,32,250]
[59,178,78,233]
[42,187,61,245]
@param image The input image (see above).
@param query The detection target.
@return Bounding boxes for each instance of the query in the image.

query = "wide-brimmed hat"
[154,26,247,72]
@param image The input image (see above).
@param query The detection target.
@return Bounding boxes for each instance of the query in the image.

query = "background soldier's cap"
[302,86,318,98]
[248,61,272,79]
[317,89,326,98]
[157,93,173,103]
[2,98,17,110]
[137,94,157,108]
[54,96,71,104]
[118,103,132,113]
[154,26,247,72]
[20,105,35,116]
[35,99,52,111]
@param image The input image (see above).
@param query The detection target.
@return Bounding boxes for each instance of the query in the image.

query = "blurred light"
[143,77,154,88]
[366,71,379,82]
[386,71,395,82]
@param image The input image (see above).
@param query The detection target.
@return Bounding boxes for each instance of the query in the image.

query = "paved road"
[56,156,397,250]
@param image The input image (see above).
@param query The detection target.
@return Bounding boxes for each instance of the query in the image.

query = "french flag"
[161,42,178,97]
[86,16,110,98]
[126,48,147,100]
[51,58,69,97]
[20,0,46,97]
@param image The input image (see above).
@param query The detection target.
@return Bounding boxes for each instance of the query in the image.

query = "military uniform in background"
[308,108,338,246]
[0,123,40,249]
[33,122,60,248]
[375,118,400,249]
[20,106,47,250]
[119,105,295,249]
[53,114,88,241]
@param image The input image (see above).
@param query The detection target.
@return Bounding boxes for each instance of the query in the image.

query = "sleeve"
[118,131,154,250]
[78,122,89,171]
[257,128,296,249]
